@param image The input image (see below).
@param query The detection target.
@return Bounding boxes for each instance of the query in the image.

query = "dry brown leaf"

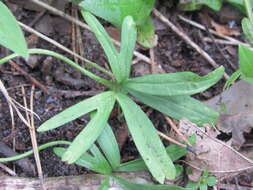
[218,113,253,148]
[211,20,240,36]
[177,119,253,180]
[205,81,253,148]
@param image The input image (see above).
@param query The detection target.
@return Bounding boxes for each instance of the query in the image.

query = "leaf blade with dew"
[123,66,224,96]
[129,90,219,125]
[0,2,29,58]
[97,123,121,169]
[37,91,114,132]
[118,16,137,81]
[116,93,176,183]
[61,94,116,164]
[81,11,122,81]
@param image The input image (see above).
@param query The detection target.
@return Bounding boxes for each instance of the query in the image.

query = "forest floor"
[0,0,253,189]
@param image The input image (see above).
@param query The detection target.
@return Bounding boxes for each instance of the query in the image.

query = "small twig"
[157,130,187,148]
[132,57,141,65]
[30,86,45,189]
[0,163,16,176]
[28,0,152,65]
[242,143,253,147]
[22,86,45,189]
[149,48,156,74]
[11,90,16,174]
[71,5,79,68]
[178,15,251,48]
[74,8,86,68]
[199,12,237,70]
[29,10,47,27]
[0,80,31,128]
[8,60,48,94]
[164,116,192,147]
[180,160,253,173]
[153,9,229,79]
[203,37,241,46]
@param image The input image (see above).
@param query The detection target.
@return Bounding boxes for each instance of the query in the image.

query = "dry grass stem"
[165,116,192,147]
[21,86,45,189]
[153,9,229,79]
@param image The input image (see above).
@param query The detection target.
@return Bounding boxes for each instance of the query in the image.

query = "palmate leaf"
[116,93,176,183]
[0,2,28,58]
[61,95,115,164]
[124,66,224,96]
[37,91,115,132]
[129,90,218,125]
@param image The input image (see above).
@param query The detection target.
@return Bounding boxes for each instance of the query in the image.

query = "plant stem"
[0,141,70,162]
[0,49,115,88]
[245,0,253,22]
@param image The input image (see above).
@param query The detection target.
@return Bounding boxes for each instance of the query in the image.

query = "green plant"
[0,1,28,58]
[225,0,253,88]
[0,2,224,184]
[186,170,217,190]
[242,0,253,46]
[35,12,224,183]
[178,0,253,13]
[74,0,157,48]
[224,45,253,89]
[178,0,223,11]
[178,0,253,46]
[225,44,253,86]
[54,126,195,189]
[0,122,195,189]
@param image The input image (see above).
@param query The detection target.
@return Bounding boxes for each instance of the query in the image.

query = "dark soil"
[0,0,239,178]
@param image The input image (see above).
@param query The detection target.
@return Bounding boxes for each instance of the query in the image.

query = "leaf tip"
[37,125,46,132]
